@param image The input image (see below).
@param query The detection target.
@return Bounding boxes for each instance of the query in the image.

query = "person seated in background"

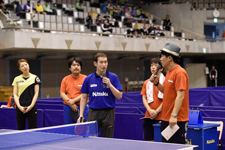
[163,15,172,31]
[0,1,9,14]
[136,6,141,17]
[191,2,196,10]
[101,20,113,33]
[102,0,108,13]
[24,0,35,13]
[148,23,156,36]
[131,6,137,17]
[124,7,130,17]
[96,14,102,25]
[123,1,129,9]
[216,4,221,10]
[206,3,214,10]
[35,1,46,14]
[140,24,149,35]
[85,15,92,29]
[75,0,84,12]
[15,1,23,14]
[43,1,52,14]
[0,95,16,108]
[105,0,113,12]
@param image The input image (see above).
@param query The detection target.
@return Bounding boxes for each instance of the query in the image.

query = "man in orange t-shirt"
[140,58,165,141]
[60,57,89,124]
[150,43,189,144]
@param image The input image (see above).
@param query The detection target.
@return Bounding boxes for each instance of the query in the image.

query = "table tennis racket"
[70,109,79,119]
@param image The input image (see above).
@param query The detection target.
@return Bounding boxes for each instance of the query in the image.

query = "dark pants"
[16,105,37,130]
[88,108,115,138]
[161,121,188,144]
[210,79,216,87]
[143,119,160,141]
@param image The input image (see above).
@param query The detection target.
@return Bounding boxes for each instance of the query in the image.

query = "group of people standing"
[12,43,189,144]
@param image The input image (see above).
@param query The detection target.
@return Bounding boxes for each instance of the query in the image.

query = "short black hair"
[94,53,107,62]
[161,51,179,64]
[37,1,40,3]
[68,57,82,69]
[150,58,161,66]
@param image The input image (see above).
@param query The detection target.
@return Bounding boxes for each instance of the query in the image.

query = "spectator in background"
[96,14,102,25]
[124,7,130,17]
[206,3,214,10]
[148,23,156,36]
[136,6,141,17]
[102,0,108,13]
[101,20,113,33]
[0,95,16,108]
[216,4,221,10]
[140,24,149,35]
[209,65,217,87]
[24,0,32,13]
[163,15,172,31]
[35,1,46,14]
[43,1,53,14]
[191,2,196,10]
[15,1,23,14]
[131,6,137,17]
[75,0,84,12]
[107,0,113,12]
[123,1,129,9]
[222,29,225,38]
[0,1,9,14]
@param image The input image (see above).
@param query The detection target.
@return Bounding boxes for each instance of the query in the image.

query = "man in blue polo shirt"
[78,52,123,138]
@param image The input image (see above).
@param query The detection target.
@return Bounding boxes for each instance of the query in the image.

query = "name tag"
[90,84,97,87]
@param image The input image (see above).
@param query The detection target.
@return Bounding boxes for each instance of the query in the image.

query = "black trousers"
[88,108,115,138]
[16,105,37,130]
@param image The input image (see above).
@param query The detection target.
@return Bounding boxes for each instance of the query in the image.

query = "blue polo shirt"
[81,70,122,109]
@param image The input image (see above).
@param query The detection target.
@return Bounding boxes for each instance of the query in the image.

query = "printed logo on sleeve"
[90,84,97,87]
[36,77,41,83]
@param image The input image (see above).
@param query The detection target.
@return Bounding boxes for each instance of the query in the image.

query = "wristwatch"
[171,114,178,118]
[154,81,159,86]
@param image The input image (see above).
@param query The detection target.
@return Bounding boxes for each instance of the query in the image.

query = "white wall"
[186,63,207,88]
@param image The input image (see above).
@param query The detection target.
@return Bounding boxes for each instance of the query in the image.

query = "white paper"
[161,124,180,141]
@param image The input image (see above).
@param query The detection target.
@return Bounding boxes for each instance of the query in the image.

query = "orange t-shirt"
[60,74,88,105]
[162,65,189,122]
[140,79,163,120]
